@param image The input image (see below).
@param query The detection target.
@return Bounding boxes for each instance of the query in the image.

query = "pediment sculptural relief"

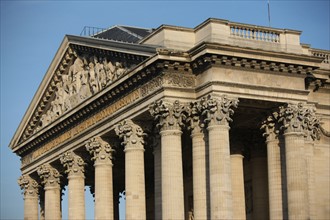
[36,53,129,132]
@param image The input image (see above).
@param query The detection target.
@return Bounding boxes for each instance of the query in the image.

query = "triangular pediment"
[10,35,156,152]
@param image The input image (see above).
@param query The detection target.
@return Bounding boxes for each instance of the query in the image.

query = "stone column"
[152,134,162,220]
[149,100,185,220]
[304,107,320,220]
[278,103,314,219]
[37,164,61,220]
[230,141,246,220]
[85,136,114,220]
[187,101,207,219]
[115,119,146,220]
[60,151,85,220]
[261,114,283,220]
[18,175,39,220]
[39,189,45,220]
[200,95,238,219]
[251,144,269,220]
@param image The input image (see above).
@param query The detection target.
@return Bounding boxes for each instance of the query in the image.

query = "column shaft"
[160,130,185,220]
[305,141,316,219]
[68,176,85,220]
[95,163,113,220]
[191,131,207,219]
[231,154,246,220]
[284,133,309,219]
[251,156,269,220]
[24,195,39,220]
[267,139,283,220]
[154,144,162,220]
[208,124,233,219]
[125,148,146,219]
[44,185,61,220]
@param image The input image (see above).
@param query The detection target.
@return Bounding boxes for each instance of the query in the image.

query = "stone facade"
[10,18,330,219]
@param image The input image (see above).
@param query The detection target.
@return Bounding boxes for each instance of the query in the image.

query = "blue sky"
[1,1,329,219]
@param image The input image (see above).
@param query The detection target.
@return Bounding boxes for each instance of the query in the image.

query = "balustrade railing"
[311,49,330,64]
[230,25,280,43]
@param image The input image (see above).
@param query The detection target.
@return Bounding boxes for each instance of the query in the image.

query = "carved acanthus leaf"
[37,164,61,187]
[149,100,187,131]
[278,103,320,139]
[186,101,204,132]
[302,107,321,141]
[200,95,238,126]
[260,112,280,141]
[85,136,113,163]
[115,119,146,149]
[60,151,85,176]
[18,175,39,197]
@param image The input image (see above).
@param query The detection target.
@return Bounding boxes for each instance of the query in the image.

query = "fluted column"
[261,114,283,220]
[201,95,238,219]
[115,119,146,220]
[18,175,39,220]
[152,134,162,220]
[85,136,114,220]
[187,101,207,219]
[149,100,185,220]
[37,164,61,220]
[60,151,85,220]
[278,103,318,219]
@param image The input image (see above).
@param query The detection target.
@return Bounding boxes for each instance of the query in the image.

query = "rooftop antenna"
[268,0,271,27]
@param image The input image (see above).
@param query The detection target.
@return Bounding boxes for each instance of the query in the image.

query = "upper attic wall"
[141,18,305,54]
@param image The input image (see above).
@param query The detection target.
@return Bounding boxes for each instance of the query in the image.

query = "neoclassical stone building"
[10,18,330,220]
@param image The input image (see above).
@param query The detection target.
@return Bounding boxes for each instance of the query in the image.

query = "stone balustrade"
[230,24,280,43]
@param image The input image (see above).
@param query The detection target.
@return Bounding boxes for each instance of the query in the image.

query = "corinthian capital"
[115,119,146,149]
[18,175,39,197]
[303,106,321,141]
[200,94,238,126]
[60,151,85,177]
[278,103,320,138]
[37,164,61,187]
[186,101,204,133]
[85,136,113,163]
[260,112,280,141]
[149,99,186,131]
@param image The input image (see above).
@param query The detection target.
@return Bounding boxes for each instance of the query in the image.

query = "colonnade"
[18,96,320,220]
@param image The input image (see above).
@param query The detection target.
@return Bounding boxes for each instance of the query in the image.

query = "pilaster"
[115,119,146,220]
[18,175,39,220]
[60,151,85,220]
[85,136,114,220]
[37,164,61,220]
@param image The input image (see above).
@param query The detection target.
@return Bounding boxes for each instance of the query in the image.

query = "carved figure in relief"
[96,57,107,89]
[35,54,130,133]
[79,67,92,99]
[68,56,84,94]
[115,62,126,78]
[104,58,116,83]
[88,60,99,94]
